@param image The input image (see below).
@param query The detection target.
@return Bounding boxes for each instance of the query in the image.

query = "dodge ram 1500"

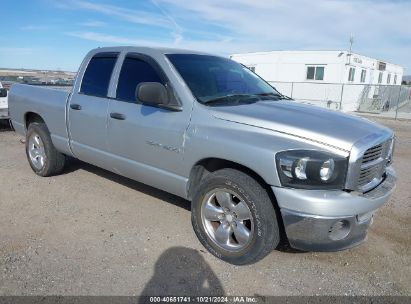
[9,47,396,265]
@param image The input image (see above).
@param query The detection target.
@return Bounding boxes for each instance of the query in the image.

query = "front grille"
[357,139,391,192]
[362,144,383,163]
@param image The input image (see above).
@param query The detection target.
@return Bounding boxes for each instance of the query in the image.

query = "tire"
[25,122,66,177]
[191,168,280,265]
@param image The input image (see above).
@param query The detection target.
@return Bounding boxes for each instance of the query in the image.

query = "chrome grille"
[361,144,383,163]
[357,139,392,192]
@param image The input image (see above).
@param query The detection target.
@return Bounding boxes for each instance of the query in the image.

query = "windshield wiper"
[202,92,291,105]
[202,94,259,105]
[255,92,293,100]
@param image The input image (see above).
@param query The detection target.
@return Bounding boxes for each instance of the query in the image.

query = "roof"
[231,50,403,68]
[90,46,214,56]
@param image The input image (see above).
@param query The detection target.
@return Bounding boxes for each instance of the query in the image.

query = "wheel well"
[25,112,45,129]
[187,157,288,246]
[187,158,269,200]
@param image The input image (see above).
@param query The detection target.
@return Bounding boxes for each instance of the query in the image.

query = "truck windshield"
[166,54,281,104]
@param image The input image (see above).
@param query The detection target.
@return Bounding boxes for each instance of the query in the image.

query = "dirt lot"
[0,117,410,296]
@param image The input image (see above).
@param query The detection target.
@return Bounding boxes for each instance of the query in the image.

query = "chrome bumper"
[272,166,396,251]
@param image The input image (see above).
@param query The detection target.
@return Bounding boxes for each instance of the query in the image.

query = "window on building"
[394,74,397,85]
[306,66,324,80]
[387,73,391,84]
[360,69,366,83]
[348,67,355,82]
[378,72,383,84]
[80,52,119,97]
[315,67,324,80]
[306,67,315,79]
[116,55,163,103]
[247,66,256,72]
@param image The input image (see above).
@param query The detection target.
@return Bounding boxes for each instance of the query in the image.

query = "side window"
[116,56,163,103]
[80,52,118,97]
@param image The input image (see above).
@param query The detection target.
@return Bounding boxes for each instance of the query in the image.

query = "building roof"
[231,50,403,68]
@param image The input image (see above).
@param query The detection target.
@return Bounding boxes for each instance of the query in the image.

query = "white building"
[230,50,405,112]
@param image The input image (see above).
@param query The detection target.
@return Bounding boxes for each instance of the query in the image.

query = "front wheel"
[25,122,66,177]
[191,168,280,265]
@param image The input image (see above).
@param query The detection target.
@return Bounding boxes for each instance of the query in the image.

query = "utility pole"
[348,34,354,65]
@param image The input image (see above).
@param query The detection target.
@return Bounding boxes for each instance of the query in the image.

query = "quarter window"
[116,55,163,103]
[306,66,324,80]
[80,53,118,97]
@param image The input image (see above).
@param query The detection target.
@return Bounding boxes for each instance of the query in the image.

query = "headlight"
[320,159,334,181]
[276,150,348,189]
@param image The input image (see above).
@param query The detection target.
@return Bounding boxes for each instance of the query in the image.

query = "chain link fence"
[270,81,411,119]
[2,80,411,119]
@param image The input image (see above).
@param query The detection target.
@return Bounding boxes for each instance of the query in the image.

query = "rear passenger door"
[68,52,118,166]
[106,53,191,194]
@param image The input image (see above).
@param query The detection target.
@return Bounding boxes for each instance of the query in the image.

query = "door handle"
[70,104,82,110]
[110,112,126,120]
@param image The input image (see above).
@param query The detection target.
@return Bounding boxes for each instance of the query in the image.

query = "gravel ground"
[0,116,409,296]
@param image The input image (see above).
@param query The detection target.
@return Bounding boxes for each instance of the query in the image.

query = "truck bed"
[9,84,72,155]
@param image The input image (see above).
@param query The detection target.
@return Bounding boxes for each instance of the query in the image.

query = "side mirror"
[136,82,168,106]
[0,88,7,98]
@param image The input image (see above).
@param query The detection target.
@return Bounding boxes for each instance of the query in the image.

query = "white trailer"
[230,50,403,86]
[230,51,404,112]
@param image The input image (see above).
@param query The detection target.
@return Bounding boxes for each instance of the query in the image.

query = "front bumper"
[0,108,9,119]
[272,166,396,251]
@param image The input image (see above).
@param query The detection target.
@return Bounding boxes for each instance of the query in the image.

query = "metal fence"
[4,82,411,120]
[269,81,411,119]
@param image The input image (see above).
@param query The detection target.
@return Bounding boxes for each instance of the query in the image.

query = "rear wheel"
[191,168,280,265]
[26,122,66,176]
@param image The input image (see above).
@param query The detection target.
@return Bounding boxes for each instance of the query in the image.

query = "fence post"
[395,85,402,120]
[290,82,294,99]
[339,84,344,110]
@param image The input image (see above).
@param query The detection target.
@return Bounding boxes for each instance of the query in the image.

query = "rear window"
[80,52,118,97]
[116,55,163,103]
[0,88,7,98]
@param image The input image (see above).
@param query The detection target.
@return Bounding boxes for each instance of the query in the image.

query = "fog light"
[328,220,350,241]
[357,212,373,223]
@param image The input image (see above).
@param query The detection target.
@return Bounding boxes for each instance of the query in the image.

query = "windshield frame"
[165,53,283,105]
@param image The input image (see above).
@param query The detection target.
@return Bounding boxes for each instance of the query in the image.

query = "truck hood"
[211,100,392,152]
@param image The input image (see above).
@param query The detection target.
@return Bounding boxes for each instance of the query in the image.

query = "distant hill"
[0,68,76,78]
[403,75,411,82]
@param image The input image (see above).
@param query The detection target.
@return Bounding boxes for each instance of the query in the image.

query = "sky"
[1,0,410,73]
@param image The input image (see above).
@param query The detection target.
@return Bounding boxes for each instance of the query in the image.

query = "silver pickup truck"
[9,46,396,265]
